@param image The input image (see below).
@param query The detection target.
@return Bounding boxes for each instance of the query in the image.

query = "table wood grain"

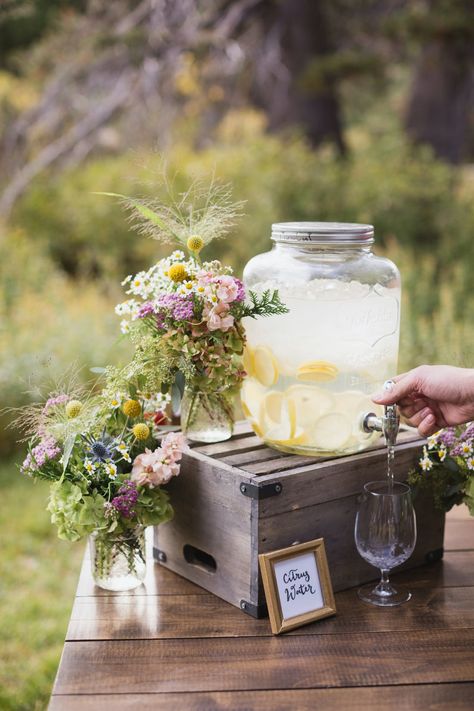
[49,506,474,710]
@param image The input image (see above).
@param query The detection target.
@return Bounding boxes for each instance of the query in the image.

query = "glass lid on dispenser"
[271,222,375,246]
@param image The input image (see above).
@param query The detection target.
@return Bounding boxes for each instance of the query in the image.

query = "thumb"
[371,372,418,405]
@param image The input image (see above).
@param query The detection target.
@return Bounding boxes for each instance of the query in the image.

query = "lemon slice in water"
[241,379,266,422]
[312,412,352,451]
[296,360,339,382]
[266,425,307,447]
[286,385,335,426]
[263,390,284,424]
[242,345,254,377]
[253,346,279,387]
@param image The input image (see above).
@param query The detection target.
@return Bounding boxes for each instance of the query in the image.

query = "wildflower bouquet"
[108,177,287,441]
[408,423,474,515]
[16,374,186,588]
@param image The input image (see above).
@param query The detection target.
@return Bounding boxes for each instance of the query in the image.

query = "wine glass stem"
[375,568,394,596]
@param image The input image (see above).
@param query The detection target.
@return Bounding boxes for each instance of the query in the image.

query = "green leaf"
[171,383,182,417]
[61,434,76,473]
[442,457,460,473]
[175,370,185,398]
[92,192,182,241]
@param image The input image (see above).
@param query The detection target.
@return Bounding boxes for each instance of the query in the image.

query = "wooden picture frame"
[258,538,336,634]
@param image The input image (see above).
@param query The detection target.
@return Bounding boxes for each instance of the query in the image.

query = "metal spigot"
[361,380,400,447]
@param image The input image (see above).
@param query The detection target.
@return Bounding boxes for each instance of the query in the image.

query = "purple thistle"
[111,480,139,519]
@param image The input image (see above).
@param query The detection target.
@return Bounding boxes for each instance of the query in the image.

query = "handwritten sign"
[259,538,336,634]
[273,551,324,619]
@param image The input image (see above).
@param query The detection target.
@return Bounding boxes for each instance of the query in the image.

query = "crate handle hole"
[183,544,217,574]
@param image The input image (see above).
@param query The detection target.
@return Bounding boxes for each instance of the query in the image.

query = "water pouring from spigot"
[361,380,400,447]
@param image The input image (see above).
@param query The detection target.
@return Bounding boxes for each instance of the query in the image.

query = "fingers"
[417,412,438,437]
[398,398,428,419]
[372,367,425,406]
[406,406,434,428]
[401,406,439,437]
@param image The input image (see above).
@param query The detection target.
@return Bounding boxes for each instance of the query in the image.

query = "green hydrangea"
[47,481,107,542]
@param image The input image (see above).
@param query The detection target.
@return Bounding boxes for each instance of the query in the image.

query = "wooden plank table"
[50,506,474,710]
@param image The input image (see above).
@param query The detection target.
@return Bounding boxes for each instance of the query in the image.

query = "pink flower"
[215,275,239,304]
[204,302,234,332]
[131,447,180,487]
[161,431,187,463]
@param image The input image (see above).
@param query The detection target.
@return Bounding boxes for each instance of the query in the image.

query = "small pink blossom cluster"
[42,394,69,414]
[22,437,61,473]
[131,432,186,488]
[197,272,245,332]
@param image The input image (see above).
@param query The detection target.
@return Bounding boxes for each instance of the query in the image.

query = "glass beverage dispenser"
[242,222,401,456]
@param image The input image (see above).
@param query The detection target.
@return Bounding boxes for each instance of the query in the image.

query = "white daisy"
[104,460,117,478]
[438,446,447,462]
[115,302,128,315]
[420,457,433,472]
[110,393,122,409]
[461,441,473,456]
[115,442,131,462]
[467,456,474,471]
[120,319,130,334]
[84,459,97,474]
[171,250,185,261]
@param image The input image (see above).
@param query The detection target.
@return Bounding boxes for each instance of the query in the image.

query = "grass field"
[0,457,83,710]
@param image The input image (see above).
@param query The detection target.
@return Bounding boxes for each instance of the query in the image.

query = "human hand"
[372,365,474,437]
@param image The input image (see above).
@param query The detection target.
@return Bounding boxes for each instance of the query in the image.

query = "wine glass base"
[357,582,412,607]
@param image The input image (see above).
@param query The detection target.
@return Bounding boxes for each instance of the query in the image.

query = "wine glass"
[355,480,417,606]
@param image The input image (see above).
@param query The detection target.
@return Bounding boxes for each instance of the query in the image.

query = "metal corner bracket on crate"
[425,547,444,563]
[240,599,268,619]
[239,481,283,500]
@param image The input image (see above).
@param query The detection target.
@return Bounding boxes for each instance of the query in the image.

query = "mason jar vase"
[89,525,146,591]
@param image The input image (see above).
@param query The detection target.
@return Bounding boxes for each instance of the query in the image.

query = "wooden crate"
[153,424,445,617]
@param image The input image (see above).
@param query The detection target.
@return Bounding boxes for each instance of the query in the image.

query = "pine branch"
[238,289,288,319]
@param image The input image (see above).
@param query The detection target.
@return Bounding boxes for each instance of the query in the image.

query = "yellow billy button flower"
[168,263,188,282]
[122,399,141,418]
[187,235,204,253]
[66,400,83,418]
[132,423,150,440]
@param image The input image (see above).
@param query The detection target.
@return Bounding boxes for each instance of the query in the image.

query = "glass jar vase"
[89,526,146,591]
[242,222,401,456]
[180,388,233,443]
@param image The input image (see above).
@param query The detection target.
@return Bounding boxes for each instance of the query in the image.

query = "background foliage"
[0,0,473,707]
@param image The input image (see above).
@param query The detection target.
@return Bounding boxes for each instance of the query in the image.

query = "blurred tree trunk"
[405,2,474,163]
[256,0,346,154]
